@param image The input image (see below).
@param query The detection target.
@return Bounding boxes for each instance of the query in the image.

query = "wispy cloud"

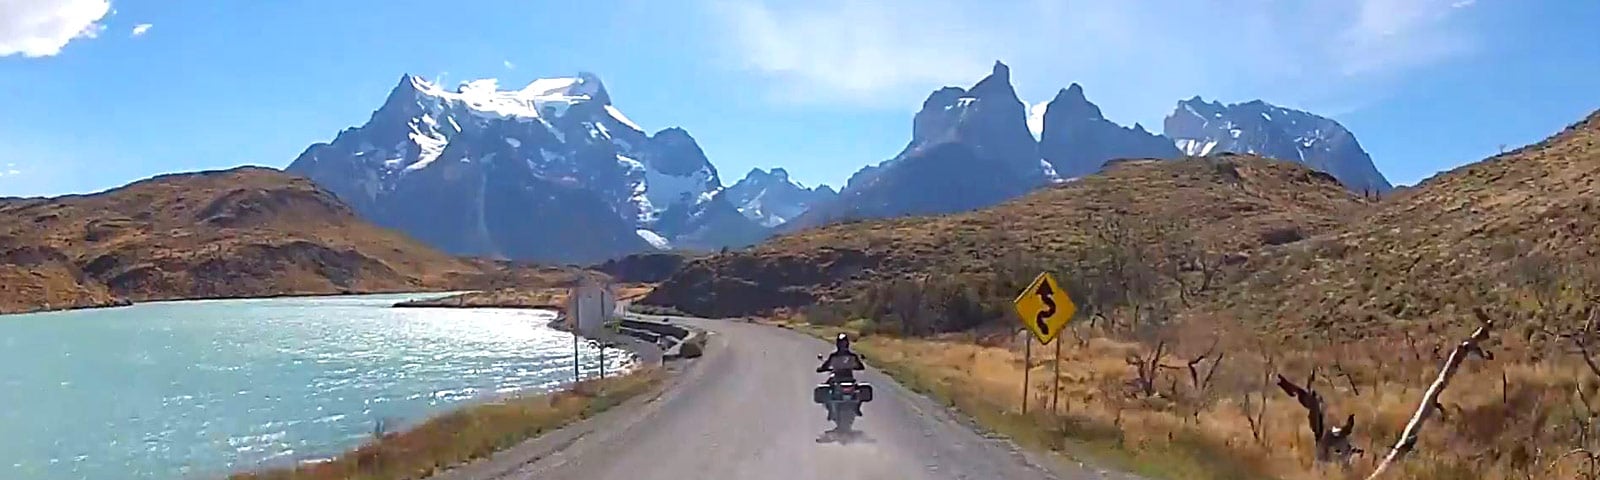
[0,0,111,57]
[703,0,997,108]
[0,163,20,177]
[503,60,516,70]
[131,23,153,37]
[1336,0,1476,77]
[703,0,1480,121]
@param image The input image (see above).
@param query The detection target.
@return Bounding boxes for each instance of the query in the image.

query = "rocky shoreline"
[391,288,567,310]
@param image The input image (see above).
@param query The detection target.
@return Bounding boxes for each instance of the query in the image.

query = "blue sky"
[0,0,1597,197]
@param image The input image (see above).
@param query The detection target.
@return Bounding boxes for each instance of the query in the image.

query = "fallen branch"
[1365,312,1495,479]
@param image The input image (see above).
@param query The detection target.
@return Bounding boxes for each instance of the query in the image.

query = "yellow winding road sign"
[1012,272,1076,345]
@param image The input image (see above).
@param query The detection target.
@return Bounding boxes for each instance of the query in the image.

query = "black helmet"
[835,333,850,350]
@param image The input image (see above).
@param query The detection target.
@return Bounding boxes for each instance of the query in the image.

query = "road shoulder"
[424,324,718,480]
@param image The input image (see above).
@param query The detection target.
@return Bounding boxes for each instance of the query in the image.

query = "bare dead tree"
[1541,301,1600,480]
[1241,349,1276,446]
[1278,372,1362,464]
[1186,337,1222,392]
[1542,304,1600,379]
[1365,312,1496,479]
[1242,390,1265,444]
[1333,353,1361,397]
[1126,340,1169,397]
[1088,215,1161,332]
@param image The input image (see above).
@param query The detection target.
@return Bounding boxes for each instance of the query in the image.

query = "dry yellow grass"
[783,317,1600,480]
[231,368,663,480]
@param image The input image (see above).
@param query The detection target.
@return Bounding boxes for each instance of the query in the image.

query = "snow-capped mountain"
[1164,98,1393,193]
[722,168,837,227]
[1038,84,1180,178]
[285,73,759,264]
[789,62,1059,229]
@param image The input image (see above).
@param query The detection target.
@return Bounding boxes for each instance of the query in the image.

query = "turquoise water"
[0,294,632,480]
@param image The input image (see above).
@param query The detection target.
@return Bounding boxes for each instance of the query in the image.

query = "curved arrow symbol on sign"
[1034,277,1057,336]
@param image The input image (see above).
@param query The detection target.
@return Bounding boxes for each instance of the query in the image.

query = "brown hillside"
[0,167,574,314]
[643,154,1371,318]
[1196,109,1600,343]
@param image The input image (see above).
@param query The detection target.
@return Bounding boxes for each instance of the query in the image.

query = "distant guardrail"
[616,317,703,360]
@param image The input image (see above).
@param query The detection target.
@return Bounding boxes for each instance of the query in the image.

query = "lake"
[0,294,632,480]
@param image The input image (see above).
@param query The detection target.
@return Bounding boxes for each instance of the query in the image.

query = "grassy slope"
[1195,110,1600,343]
[0,167,577,314]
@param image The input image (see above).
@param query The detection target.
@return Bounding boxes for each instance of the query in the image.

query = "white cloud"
[503,60,515,70]
[131,23,152,37]
[703,0,1479,123]
[0,0,112,57]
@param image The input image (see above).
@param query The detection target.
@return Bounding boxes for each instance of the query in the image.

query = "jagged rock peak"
[968,60,1020,101]
[1049,83,1104,121]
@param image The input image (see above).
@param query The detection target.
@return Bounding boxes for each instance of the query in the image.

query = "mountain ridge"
[0,166,576,315]
[789,61,1392,233]
[286,73,763,265]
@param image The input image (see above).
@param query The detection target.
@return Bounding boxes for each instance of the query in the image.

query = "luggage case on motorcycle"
[854,383,874,402]
[814,382,875,403]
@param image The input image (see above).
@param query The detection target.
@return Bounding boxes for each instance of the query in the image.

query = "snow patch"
[616,155,656,223]
[404,131,447,171]
[635,229,671,250]
[643,163,713,214]
[525,77,581,96]
[604,105,644,132]
[1175,138,1219,156]
[407,74,601,121]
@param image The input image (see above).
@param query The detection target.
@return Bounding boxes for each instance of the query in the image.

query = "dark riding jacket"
[817,349,865,381]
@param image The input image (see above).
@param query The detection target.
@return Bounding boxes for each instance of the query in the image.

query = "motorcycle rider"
[817,333,866,420]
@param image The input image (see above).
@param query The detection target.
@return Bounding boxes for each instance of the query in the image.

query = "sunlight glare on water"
[0,293,632,480]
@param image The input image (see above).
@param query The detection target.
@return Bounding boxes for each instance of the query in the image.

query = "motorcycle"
[813,354,874,432]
